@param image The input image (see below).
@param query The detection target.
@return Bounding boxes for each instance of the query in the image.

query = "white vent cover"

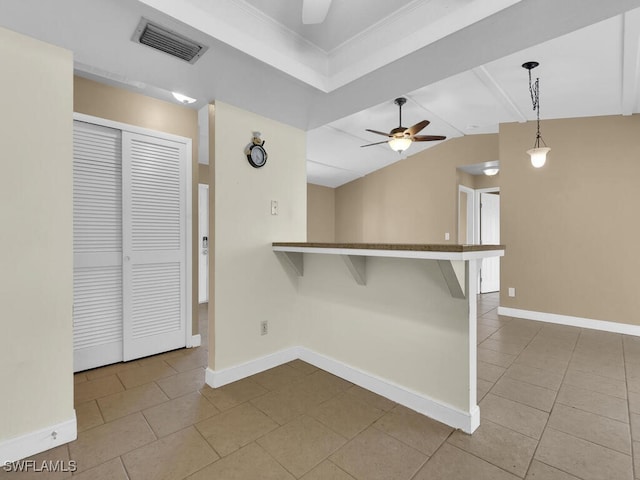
[132,18,208,64]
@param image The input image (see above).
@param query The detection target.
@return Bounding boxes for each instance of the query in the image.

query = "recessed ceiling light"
[172,92,196,104]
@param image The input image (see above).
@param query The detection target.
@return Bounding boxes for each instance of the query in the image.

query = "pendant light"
[522,61,550,168]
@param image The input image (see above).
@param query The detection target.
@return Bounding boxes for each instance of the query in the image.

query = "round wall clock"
[245,132,268,168]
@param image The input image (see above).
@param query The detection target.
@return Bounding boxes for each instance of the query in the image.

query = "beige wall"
[307,184,335,242]
[0,28,74,449]
[74,76,201,334]
[474,172,501,190]
[500,115,640,325]
[211,101,306,370]
[335,134,499,243]
[457,170,476,189]
[335,178,365,242]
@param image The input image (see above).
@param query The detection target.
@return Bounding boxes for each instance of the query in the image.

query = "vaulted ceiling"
[2,0,640,186]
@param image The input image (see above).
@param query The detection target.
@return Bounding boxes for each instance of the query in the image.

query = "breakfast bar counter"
[272,242,505,433]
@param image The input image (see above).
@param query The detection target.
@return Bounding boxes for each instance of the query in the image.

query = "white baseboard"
[0,413,77,464]
[190,334,201,348]
[498,307,640,336]
[205,346,478,434]
[298,348,478,434]
[205,347,300,388]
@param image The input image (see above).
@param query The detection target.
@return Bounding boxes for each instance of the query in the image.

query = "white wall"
[0,27,74,458]
[212,102,306,370]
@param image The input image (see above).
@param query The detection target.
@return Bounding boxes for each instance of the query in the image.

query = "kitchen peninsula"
[273,242,505,433]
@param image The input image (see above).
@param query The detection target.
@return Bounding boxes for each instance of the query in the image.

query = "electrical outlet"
[260,320,268,335]
[508,287,516,297]
[444,232,450,241]
[271,200,278,215]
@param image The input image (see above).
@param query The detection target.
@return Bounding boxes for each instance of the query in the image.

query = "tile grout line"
[622,334,637,480]
[190,421,224,473]
[413,299,527,479]
[478,302,567,478]
[478,307,540,392]
[520,326,580,478]
[327,459,358,480]
[118,455,133,480]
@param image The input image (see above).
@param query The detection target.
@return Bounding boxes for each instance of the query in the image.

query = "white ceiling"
[1,0,639,187]
[309,7,640,186]
[242,0,417,52]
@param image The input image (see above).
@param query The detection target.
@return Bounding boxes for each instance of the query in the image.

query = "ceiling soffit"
[137,0,523,92]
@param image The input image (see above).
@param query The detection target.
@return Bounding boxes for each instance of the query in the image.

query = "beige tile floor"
[4,294,640,479]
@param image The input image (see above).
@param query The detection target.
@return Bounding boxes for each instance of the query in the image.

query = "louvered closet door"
[122,132,187,361]
[73,121,123,371]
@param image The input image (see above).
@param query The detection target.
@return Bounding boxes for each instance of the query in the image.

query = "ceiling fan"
[361,97,446,153]
[302,0,332,24]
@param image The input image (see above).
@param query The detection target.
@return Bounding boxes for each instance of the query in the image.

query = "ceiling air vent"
[132,18,208,64]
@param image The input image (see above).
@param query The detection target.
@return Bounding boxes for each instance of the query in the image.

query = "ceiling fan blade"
[360,140,390,148]
[302,0,332,24]
[405,120,430,136]
[412,135,446,142]
[365,129,393,137]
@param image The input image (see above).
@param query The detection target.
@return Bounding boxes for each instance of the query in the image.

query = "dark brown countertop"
[272,242,505,252]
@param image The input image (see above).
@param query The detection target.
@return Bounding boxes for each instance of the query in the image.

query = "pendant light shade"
[526,147,551,168]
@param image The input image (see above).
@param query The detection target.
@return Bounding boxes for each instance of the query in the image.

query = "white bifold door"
[73,122,124,370]
[73,121,188,372]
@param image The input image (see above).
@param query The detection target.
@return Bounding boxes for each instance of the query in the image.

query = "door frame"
[73,112,193,348]
[458,185,475,244]
[198,183,209,304]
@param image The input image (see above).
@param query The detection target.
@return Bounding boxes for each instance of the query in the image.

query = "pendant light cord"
[528,69,546,149]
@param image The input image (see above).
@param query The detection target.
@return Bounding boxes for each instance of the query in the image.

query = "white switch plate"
[508,287,516,297]
[444,232,450,241]
[271,200,278,215]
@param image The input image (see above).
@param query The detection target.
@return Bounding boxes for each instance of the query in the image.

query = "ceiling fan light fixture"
[483,167,499,176]
[389,137,412,153]
[360,97,445,151]
[526,147,550,168]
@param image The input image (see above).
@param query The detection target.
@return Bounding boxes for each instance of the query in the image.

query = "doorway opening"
[476,188,500,293]
[458,185,475,244]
